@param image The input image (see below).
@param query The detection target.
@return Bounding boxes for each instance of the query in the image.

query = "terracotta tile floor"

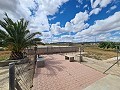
[32,54,105,90]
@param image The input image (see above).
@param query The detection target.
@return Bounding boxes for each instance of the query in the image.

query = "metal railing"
[103,47,120,74]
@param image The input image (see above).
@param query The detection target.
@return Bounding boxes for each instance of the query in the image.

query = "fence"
[9,58,35,90]
[8,47,36,90]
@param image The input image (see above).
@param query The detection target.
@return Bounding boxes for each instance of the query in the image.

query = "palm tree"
[0,13,42,60]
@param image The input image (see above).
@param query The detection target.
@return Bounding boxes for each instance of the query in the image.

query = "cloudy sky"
[0,0,120,43]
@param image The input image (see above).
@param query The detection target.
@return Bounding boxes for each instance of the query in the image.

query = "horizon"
[0,0,120,43]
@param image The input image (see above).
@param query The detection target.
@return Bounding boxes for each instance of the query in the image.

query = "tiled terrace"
[32,54,105,90]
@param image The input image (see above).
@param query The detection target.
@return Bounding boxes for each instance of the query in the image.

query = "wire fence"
[15,56,35,90]
[14,47,36,90]
[0,47,36,90]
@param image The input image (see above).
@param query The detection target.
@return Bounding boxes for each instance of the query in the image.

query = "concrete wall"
[26,46,79,55]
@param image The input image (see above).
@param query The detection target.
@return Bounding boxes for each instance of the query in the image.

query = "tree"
[0,13,42,60]
[98,42,108,49]
[98,41,116,49]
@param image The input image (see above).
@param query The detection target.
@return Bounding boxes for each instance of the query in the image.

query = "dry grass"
[0,51,11,61]
[84,45,117,60]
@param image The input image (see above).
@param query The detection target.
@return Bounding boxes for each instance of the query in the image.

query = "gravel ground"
[0,66,9,90]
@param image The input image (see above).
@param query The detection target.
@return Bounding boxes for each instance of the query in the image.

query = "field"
[0,51,11,61]
[84,45,117,60]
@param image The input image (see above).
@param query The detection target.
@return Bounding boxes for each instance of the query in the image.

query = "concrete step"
[84,74,120,90]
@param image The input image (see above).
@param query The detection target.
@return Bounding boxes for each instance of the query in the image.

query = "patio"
[32,54,105,90]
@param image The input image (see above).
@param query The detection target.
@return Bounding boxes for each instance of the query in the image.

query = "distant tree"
[98,42,108,49]
[98,41,116,49]
[0,13,42,60]
[110,42,116,49]
[68,42,73,46]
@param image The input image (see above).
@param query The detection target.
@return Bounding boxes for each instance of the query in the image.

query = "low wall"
[26,46,79,55]
[0,58,29,67]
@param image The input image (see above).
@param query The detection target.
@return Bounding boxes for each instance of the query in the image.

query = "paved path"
[32,54,105,90]
[84,74,120,90]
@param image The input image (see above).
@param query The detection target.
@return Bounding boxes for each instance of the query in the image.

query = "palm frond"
[0,13,43,57]
[26,32,41,41]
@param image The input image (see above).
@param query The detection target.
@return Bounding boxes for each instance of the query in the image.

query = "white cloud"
[50,11,89,35]
[98,33,111,41]
[91,0,112,9]
[60,10,64,14]
[84,5,88,8]
[40,31,54,43]
[50,22,64,35]
[41,31,52,38]
[76,0,83,4]
[71,11,88,24]
[100,0,112,8]
[90,8,101,15]
[64,22,73,32]
[0,0,33,20]
[90,0,113,15]
[74,34,97,42]
[29,12,50,33]
[91,0,101,9]
[109,36,120,42]
[77,11,120,37]
[113,31,120,35]
[39,0,69,15]
[70,11,89,32]
[0,0,69,35]
[75,30,120,42]
[45,35,74,43]
[0,0,119,42]
[110,5,117,10]
[90,0,94,8]
[48,16,56,21]
[0,0,18,12]
[106,5,117,13]
[29,0,69,33]
[60,35,74,42]
[76,5,80,8]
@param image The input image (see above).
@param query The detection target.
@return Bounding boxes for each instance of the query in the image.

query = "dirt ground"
[0,51,11,61]
[84,45,117,60]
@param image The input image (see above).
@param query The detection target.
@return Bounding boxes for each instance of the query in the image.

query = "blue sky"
[0,0,120,43]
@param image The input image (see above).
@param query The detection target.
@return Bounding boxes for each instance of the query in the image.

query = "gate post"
[9,62,15,90]
[34,46,37,64]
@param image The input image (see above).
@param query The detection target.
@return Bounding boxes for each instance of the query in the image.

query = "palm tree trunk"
[9,51,24,60]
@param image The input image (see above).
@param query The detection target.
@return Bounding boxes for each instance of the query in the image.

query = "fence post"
[79,46,83,63]
[34,46,37,64]
[47,46,48,54]
[9,62,15,90]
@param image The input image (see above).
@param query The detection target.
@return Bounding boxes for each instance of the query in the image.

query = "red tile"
[32,54,105,90]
